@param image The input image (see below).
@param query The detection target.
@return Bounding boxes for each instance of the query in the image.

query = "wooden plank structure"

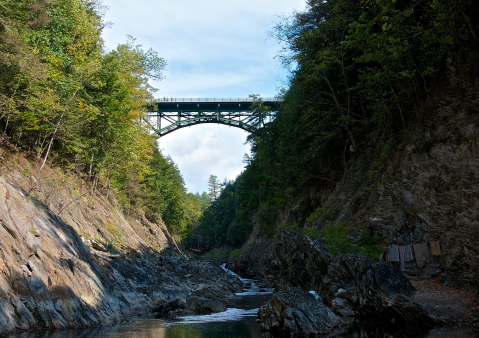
[431,241,441,255]
[413,243,430,268]
[387,241,441,278]
[403,245,414,262]
[390,244,400,262]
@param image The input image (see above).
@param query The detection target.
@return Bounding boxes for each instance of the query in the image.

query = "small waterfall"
[220,263,275,296]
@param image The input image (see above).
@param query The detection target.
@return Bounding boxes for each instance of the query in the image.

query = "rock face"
[308,108,479,297]
[0,166,242,336]
[230,222,277,280]
[472,305,479,331]
[237,99,479,302]
[258,287,343,336]
[237,228,434,325]
[233,102,479,326]
[276,229,434,324]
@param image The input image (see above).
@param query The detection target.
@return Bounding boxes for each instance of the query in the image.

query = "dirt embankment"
[0,153,242,336]
[410,278,475,324]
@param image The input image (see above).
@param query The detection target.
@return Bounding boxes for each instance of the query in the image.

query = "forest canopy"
[189,0,479,249]
[0,0,199,235]
[2,0,478,246]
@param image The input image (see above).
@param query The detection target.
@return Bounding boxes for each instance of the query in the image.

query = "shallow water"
[9,267,479,338]
[10,293,271,338]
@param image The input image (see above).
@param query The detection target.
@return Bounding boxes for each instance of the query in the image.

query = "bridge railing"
[154,97,282,103]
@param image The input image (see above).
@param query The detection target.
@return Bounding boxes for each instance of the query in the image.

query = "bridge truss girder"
[148,100,279,137]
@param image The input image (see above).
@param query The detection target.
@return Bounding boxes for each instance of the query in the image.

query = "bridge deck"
[153,97,281,113]
[155,97,280,102]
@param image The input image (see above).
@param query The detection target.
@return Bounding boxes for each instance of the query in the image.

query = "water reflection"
[10,317,268,338]
[326,322,478,338]
[9,314,479,338]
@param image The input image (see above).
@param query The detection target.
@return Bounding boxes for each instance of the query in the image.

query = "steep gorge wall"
[236,82,479,299]
[0,154,240,335]
[319,105,479,295]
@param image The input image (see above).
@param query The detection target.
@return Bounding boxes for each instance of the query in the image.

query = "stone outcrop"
[472,305,479,331]
[258,287,343,336]
[232,98,479,328]
[0,162,242,336]
[309,108,479,297]
[236,228,434,325]
[230,222,277,280]
[236,96,479,303]
[276,229,434,324]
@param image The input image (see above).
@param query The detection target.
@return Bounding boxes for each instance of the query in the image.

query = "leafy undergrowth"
[230,248,242,258]
[203,247,243,260]
[304,224,386,260]
[204,248,231,260]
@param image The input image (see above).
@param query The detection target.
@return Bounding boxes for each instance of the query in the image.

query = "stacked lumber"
[385,241,442,278]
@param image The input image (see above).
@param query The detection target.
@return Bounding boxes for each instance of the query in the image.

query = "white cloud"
[158,126,250,193]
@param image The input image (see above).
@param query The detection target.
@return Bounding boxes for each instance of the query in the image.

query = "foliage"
[105,223,123,241]
[195,0,479,251]
[230,248,242,258]
[204,247,230,260]
[305,225,385,259]
[154,0,479,248]
[195,191,211,209]
[207,174,222,200]
[189,176,253,249]
[0,0,200,236]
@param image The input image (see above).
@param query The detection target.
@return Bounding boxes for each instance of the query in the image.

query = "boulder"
[154,299,188,318]
[186,296,227,314]
[258,287,343,336]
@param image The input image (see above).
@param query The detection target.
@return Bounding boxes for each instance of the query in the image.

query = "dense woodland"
[191,0,479,250]
[1,0,479,251]
[0,0,204,236]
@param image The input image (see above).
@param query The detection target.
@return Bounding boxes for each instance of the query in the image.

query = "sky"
[101,0,307,193]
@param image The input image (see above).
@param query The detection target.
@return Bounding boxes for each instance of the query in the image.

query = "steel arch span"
[147,97,280,137]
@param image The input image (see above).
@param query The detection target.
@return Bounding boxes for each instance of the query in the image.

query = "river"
[8,266,478,338]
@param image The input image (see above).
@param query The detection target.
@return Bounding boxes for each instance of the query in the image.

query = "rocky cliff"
[0,154,241,336]
[233,80,479,327]
[314,101,479,296]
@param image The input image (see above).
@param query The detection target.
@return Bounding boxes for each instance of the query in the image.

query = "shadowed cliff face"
[234,102,479,298]
[0,160,242,336]
[230,93,479,328]
[315,109,479,296]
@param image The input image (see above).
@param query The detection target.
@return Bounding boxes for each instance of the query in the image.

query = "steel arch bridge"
[147,97,280,137]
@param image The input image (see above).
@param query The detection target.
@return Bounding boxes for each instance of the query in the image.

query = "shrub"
[230,248,242,258]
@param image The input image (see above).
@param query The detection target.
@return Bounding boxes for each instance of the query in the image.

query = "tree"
[196,191,212,209]
[207,175,221,200]
[242,153,252,165]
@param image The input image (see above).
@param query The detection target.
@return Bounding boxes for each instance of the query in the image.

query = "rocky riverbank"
[258,288,345,336]
[231,227,476,335]
[0,158,242,336]
[229,95,479,334]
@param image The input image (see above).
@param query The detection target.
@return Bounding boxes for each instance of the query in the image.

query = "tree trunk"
[40,111,65,170]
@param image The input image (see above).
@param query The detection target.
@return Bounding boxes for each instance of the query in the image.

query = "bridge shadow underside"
[157,116,254,136]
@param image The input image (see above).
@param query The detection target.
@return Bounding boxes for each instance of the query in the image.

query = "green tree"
[196,191,212,209]
[194,0,479,251]
[207,175,221,200]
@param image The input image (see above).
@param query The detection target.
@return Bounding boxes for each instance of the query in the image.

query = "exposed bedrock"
[235,228,435,326]
[258,287,345,337]
[0,176,242,336]
[472,305,479,331]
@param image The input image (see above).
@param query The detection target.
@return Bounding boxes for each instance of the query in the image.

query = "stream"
[8,265,478,338]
